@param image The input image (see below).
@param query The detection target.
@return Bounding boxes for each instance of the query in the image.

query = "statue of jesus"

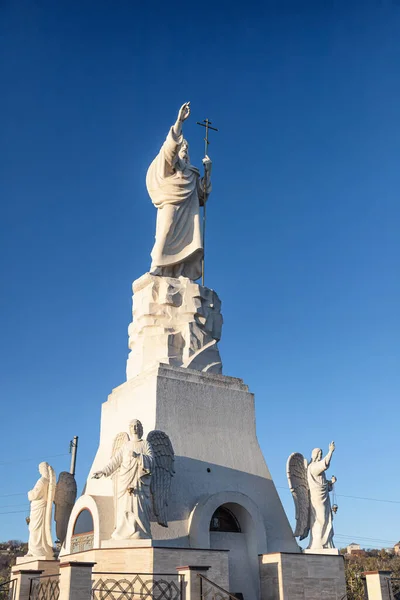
[146,102,212,281]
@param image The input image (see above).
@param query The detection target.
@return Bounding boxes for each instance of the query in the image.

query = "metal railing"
[198,574,239,600]
[0,579,16,600]
[92,571,184,600]
[386,576,400,600]
[29,573,60,600]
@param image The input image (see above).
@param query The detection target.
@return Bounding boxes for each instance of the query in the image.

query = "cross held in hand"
[196,118,218,157]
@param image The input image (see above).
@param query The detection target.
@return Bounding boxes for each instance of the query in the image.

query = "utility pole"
[196,118,218,286]
[69,436,78,476]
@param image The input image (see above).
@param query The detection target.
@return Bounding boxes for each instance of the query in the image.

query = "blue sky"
[1,0,399,548]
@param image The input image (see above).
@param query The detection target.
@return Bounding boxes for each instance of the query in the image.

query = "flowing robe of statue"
[146,127,211,281]
[307,456,334,549]
[27,476,53,557]
[102,439,154,539]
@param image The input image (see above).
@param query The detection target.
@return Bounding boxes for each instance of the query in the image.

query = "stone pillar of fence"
[176,566,211,600]
[12,569,43,600]
[363,570,392,600]
[59,561,96,600]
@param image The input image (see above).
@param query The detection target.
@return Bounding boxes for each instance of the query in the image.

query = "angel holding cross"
[146,102,212,282]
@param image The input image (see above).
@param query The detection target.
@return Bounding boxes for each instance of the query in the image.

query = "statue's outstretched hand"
[92,471,104,479]
[329,441,335,453]
[331,476,337,484]
[178,102,191,122]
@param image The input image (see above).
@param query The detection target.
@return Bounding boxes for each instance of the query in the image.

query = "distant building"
[347,543,361,554]
[394,542,400,556]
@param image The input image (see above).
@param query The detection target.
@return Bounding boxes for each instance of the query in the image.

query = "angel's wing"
[54,472,77,544]
[286,452,310,540]
[45,464,56,549]
[112,432,129,457]
[147,430,175,527]
[111,432,129,529]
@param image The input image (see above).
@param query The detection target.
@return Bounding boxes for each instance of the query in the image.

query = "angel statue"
[92,419,174,540]
[54,472,77,545]
[26,462,55,558]
[287,441,337,551]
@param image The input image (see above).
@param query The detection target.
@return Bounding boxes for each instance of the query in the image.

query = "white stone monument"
[51,103,345,600]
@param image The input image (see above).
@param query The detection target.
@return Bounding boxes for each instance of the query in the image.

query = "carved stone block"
[126,274,223,379]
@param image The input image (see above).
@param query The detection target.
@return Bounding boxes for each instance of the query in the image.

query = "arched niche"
[70,509,94,553]
[188,491,267,553]
[210,506,241,532]
[60,494,102,556]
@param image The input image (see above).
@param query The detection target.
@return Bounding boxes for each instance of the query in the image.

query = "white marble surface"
[126,273,222,379]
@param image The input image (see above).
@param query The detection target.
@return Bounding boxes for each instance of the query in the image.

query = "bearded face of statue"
[178,140,190,163]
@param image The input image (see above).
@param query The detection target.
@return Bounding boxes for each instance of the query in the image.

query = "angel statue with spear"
[146,101,212,282]
[287,441,337,551]
[93,419,174,540]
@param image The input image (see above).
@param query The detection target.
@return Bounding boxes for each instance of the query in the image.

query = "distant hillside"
[0,541,28,583]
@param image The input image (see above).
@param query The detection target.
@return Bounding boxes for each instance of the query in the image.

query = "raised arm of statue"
[323,441,335,469]
[173,102,190,137]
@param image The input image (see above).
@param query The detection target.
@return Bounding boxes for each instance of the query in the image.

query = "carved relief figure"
[287,441,337,550]
[93,420,174,540]
[26,462,55,558]
[146,102,212,281]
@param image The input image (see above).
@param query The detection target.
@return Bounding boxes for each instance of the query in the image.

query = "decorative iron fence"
[198,574,239,600]
[92,572,184,600]
[29,574,60,600]
[0,579,16,600]
[387,576,400,600]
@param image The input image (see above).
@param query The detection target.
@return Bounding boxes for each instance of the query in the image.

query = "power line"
[276,486,400,506]
[0,510,28,516]
[0,493,26,499]
[337,494,400,505]
[0,453,69,466]
[0,504,29,510]
[335,534,397,544]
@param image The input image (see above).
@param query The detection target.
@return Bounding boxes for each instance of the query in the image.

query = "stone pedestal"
[176,566,211,600]
[61,364,298,598]
[363,571,392,600]
[64,365,296,553]
[126,274,223,379]
[260,552,346,600]
[12,559,60,600]
[59,561,95,600]
[11,569,43,600]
